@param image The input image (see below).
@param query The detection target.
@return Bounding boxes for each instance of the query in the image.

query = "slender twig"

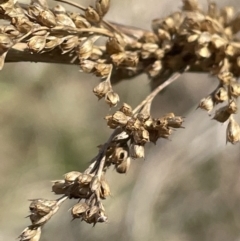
[133,67,189,115]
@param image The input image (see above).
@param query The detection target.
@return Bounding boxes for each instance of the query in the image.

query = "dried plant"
[0,0,240,240]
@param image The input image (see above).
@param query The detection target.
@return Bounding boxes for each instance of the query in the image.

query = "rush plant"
[0,0,240,240]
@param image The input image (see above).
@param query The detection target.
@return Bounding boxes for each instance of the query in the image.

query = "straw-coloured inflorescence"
[0,0,238,240]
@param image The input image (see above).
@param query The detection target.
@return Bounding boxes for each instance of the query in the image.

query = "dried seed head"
[95,0,110,17]
[64,171,81,183]
[93,81,111,99]
[119,103,133,117]
[198,95,214,112]
[105,91,120,107]
[18,227,41,241]
[71,202,89,219]
[116,157,131,174]
[130,144,145,159]
[85,7,101,23]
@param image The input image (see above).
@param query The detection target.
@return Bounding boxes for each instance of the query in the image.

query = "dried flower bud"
[116,157,131,174]
[166,116,184,128]
[64,171,81,183]
[71,202,89,219]
[95,0,110,17]
[105,91,119,107]
[198,96,214,112]
[213,106,231,123]
[119,103,132,117]
[18,227,41,241]
[28,36,46,53]
[226,117,240,144]
[85,7,101,23]
[130,144,145,158]
[93,80,111,99]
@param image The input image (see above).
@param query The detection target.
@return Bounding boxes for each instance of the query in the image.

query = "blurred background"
[1,0,240,241]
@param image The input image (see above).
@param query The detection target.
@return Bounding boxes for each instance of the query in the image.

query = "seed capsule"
[119,103,132,117]
[71,202,89,219]
[18,227,41,241]
[116,157,131,174]
[51,180,67,194]
[100,178,111,199]
[95,0,110,17]
[198,96,214,112]
[213,106,231,123]
[130,144,145,158]
[64,171,81,183]
[93,81,111,99]
[226,117,240,144]
[85,7,101,23]
[105,91,120,107]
